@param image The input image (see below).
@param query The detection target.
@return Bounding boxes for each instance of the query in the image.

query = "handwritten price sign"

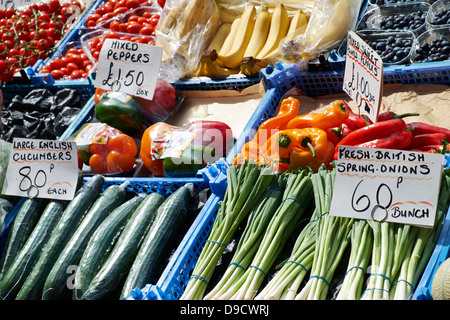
[343,31,383,124]
[95,39,162,100]
[329,146,445,228]
[1,138,79,200]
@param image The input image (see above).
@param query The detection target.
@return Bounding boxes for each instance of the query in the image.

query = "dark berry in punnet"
[369,36,413,63]
[379,11,427,31]
[415,36,450,62]
[430,7,450,26]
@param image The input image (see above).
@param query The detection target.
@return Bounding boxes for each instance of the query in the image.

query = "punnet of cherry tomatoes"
[83,0,166,30]
[40,0,163,81]
[0,0,86,83]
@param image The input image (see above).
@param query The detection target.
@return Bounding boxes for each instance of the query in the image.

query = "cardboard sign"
[1,138,79,200]
[330,146,445,228]
[343,31,383,123]
[95,39,162,100]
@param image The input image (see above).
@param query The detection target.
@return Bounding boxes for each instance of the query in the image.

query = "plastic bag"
[155,0,221,79]
[139,120,234,177]
[0,139,11,198]
[94,78,180,136]
[215,0,316,22]
[279,0,363,70]
[71,123,139,175]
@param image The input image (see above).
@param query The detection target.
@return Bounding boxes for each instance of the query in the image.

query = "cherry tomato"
[50,69,65,80]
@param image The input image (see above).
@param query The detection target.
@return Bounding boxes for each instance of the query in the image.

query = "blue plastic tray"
[0,174,210,278]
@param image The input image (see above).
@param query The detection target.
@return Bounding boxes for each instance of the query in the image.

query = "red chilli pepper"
[406,122,450,140]
[334,118,408,159]
[341,100,370,130]
[407,133,447,149]
[376,111,420,122]
[355,129,413,150]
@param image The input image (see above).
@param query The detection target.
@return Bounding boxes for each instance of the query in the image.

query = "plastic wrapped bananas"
[194,4,309,77]
[155,0,221,80]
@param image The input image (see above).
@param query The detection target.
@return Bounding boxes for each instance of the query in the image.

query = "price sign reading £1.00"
[1,138,79,201]
[95,39,163,100]
[329,146,445,228]
[343,31,383,124]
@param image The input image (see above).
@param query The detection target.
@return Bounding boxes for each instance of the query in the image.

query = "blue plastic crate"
[0,173,210,275]
[127,160,229,300]
[172,75,260,91]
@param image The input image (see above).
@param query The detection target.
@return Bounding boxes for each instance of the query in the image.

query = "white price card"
[343,31,383,124]
[95,39,162,100]
[330,146,445,228]
[1,138,79,201]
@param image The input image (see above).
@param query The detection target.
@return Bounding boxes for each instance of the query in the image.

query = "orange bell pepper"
[233,97,300,165]
[261,128,334,173]
[287,100,349,130]
[89,129,138,174]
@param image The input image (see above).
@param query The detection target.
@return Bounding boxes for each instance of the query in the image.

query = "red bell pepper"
[187,120,233,159]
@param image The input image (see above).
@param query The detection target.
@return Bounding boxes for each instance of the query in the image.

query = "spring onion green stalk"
[180,160,276,300]
[203,174,287,300]
[295,168,354,300]
[335,219,373,300]
[217,170,314,300]
[255,167,330,300]
[390,171,450,300]
[360,220,395,300]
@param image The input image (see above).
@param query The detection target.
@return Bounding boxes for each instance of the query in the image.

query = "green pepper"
[163,145,216,178]
[95,92,146,135]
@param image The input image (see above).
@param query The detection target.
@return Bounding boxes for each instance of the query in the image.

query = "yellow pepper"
[286,100,349,130]
[233,97,300,165]
[260,128,335,173]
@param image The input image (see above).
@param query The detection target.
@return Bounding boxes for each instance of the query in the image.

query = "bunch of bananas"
[156,0,220,77]
[195,4,308,78]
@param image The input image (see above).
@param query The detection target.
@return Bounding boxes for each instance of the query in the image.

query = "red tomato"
[49,58,64,70]
[66,62,79,72]
[139,26,153,35]
[0,59,6,74]
[50,69,65,80]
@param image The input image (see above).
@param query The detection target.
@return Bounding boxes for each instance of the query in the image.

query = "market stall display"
[0,0,449,304]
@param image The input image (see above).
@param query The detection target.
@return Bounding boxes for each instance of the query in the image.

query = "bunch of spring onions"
[222,169,314,300]
[255,167,328,300]
[180,160,276,300]
[361,169,450,300]
[203,174,287,300]
[390,170,450,300]
[335,219,373,300]
[295,167,355,300]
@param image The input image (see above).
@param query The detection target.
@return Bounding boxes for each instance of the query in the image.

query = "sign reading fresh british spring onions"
[330,145,445,228]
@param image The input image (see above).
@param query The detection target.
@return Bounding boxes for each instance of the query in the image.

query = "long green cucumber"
[42,183,127,300]
[0,200,66,300]
[73,195,145,300]
[120,185,191,299]
[0,197,47,282]
[81,192,165,300]
[15,175,105,300]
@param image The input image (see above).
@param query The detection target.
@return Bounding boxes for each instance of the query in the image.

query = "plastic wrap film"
[155,0,221,79]
[279,0,363,71]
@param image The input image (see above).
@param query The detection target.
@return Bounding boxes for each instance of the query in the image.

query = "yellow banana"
[196,49,239,77]
[218,17,241,58]
[285,8,308,42]
[255,4,289,61]
[217,4,257,69]
[240,57,266,76]
[243,5,271,59]
[208,23,232,52]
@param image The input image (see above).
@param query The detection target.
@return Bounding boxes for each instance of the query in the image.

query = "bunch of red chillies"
[333,100,449,160]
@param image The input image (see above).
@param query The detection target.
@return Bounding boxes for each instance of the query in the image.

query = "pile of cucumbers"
[0,174,193,300]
